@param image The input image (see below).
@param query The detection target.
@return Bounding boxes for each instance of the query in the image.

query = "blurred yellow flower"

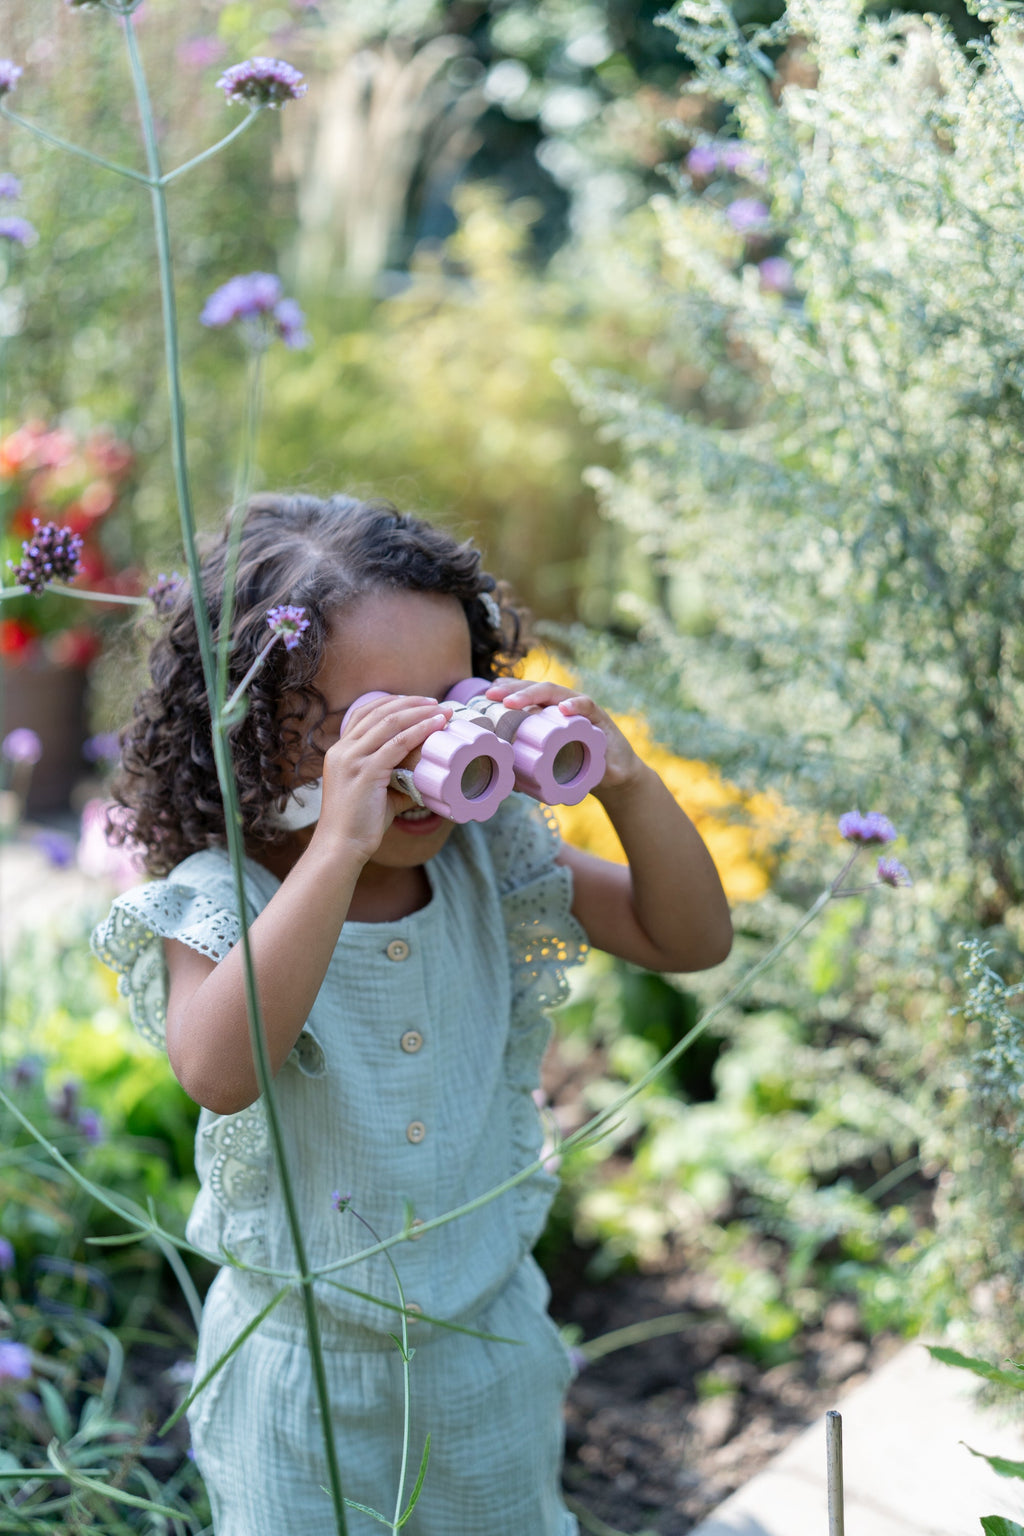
[518,650,777,904]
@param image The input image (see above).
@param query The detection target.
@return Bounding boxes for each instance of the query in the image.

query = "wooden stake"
[826,1409,845,1536]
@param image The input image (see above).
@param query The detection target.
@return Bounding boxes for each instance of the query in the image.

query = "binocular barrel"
[342,680,607,823]
[343,691,516,824]
[445,678,607,808]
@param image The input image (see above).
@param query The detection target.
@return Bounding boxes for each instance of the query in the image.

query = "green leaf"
[342,1496,393,1524]
[159,1283,287,1434]
[37,1379,72,1443]
[928,1346,1024,1393]
[46,1441,185,1518]
[397,1433,431,1526]
[966,1445,1024,1481]
[980,1517,1024,1535]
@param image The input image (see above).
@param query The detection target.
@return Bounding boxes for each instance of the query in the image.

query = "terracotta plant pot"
[1,659,89,813]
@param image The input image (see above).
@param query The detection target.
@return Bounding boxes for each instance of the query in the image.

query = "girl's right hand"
[310,694,452,865]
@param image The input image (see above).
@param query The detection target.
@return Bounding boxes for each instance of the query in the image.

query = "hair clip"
[480,591,502,630]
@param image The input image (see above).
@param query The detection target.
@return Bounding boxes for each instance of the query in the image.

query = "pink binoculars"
[445,678,606,808]
[342,680,606,824]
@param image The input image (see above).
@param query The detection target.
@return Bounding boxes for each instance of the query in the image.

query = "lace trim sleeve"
[486,793,590,1014]
[91,867,326,1078]
[91,882,243,1052]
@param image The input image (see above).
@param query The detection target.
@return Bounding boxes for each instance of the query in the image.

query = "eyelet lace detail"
[91,858,327,1265]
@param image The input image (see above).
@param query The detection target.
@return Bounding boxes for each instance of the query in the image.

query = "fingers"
[332,695,452,769]
[485,678,600,720]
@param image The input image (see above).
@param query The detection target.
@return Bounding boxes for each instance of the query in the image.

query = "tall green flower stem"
[118,15,350,1533]
[216,345,265,710]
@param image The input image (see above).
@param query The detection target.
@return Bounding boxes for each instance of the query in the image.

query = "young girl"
[92,491,732,1536]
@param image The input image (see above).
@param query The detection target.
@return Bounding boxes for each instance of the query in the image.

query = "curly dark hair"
[112,492,529,874]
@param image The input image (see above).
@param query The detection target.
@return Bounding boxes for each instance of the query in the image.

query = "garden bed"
[555,1254,901,1535]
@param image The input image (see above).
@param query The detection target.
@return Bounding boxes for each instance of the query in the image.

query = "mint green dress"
[92,792,587,1536]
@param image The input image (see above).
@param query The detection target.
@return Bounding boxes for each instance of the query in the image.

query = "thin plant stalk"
[216,345,265,710]
[119,15,350,1532]
[0,583,149,605]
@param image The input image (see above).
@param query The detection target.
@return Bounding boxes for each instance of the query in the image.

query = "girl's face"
[305,587,474,871]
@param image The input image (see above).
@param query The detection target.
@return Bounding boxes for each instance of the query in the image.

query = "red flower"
[0,617,38,657]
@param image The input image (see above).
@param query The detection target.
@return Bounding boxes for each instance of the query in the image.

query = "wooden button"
[406,1121,426,1144]
[386,938,410,962]
[405,1302,422,1320]
[409,1217,425,1240]
[400,1030,423,1054]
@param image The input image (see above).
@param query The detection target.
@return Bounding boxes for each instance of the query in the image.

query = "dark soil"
[553,1256,901,1535]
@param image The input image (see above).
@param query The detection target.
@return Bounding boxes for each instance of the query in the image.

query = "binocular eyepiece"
[343,678,607,824]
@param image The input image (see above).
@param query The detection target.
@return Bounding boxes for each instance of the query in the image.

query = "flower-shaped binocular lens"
[343,680,606,824]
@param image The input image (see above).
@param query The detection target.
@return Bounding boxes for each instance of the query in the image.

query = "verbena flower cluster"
[200,272,309,349]
[147,571,184,614]
[1,727,42,765]
[0,61,22,98]
[877,856,911,888]
[0,174,20,199]
[216,57,307,109]
[838,810,897,846]
[266,604,310,650]
[8,519,83,594]
[0,216,36,247]
[0,1342,32,1384]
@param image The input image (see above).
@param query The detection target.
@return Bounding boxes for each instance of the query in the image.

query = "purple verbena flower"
[758,256,794,294]
[201,272,282,328]
[719,140,766,179]
[726,197,770,233]
[0,1237,14,1272]
[267,605,310,651]
[53,1080,79,1124]
[2,728,42,765]
[201,274,309,350]
[9,519,83,594]
[83,731,121,765]
[76,1108,104,1144]
[0,61,23,98]
[877,856,912,888]
[686,144,719,179]
[216,57,307,109]
[272,296,310,350]
[838,810,897,846]
[0,174,21,200]
[0,216,36,247]
[331,1190,352,1213]
[33,830,76,869]
[10,1055,41,1089]
[147,571,185,614]
[0,1342,32,1383]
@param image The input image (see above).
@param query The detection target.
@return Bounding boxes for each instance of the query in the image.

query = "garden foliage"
[560,0,1024,1349]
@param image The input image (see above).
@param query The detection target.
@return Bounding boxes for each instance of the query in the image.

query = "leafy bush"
[556,0,1024,1350]
[0,928,207,1531]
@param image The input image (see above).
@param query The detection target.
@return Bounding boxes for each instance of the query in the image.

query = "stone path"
[690,1341,1024,1536]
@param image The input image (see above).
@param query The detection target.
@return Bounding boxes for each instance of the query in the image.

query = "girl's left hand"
[484,677,641,794]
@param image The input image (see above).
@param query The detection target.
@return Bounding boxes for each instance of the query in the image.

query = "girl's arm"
[163,696,451,1115]
[485,680,733,973]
